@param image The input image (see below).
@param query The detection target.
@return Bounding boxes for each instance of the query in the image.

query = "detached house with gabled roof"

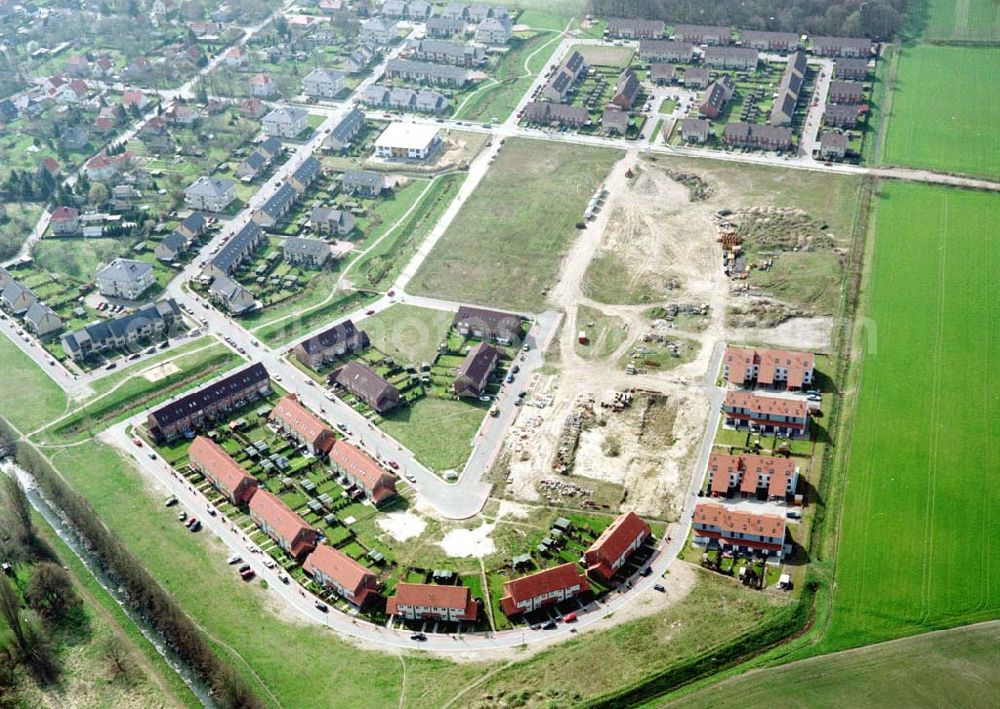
[249,490,318,559]
[1,282,37,316]
[341,169,384,197]
[310,206,355,236]
[475,15,513,45]
[50,206,80,235]
[610,69,641,110]
[304,545,379,607]
[454,305,522,345]
[270,394,336,455]
[23,302,62,337]
[189,436,259,505]
[499,563,590,617]
[332,361,401,413]
[329,439,397,505]
[583,511,652,582]
[386,583,478,622]
[283,236,331,269]
[208,274,256,315]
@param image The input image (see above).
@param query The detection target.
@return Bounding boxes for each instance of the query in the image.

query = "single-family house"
[361,17,397,46]
[453,341,500,397]
[262,105,309,139]
[208,274,256,314]
[820,130,849,159]
[601,106,629,134]
[310,206,355,235]
[386,583,478,622]
[341,169,384,197]
[250,73,276,98]
[682,67,710,89]
[649,63,676,85]
[681,117,710,143]
[23,302,62,337]
[303,68,345,98]
[50,206,80,235]
[584,511,651,582]
[184,176,236,212]
[283,236,331,268]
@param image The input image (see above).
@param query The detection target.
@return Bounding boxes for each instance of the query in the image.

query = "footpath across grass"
[883,45,1000,179]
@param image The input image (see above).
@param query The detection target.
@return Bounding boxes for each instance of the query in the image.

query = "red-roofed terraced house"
[706,452,799,501]
[692,503,789,559]
[303,544,379,607]
[722,346,815,390]
[385,583,478,622]
[328,439,397,506]
[269,394,336,455]
[499,563,590,617]
[583,511,652,582]
[723,391,810,438]
[248,490,318,559]
[188,436,259,505]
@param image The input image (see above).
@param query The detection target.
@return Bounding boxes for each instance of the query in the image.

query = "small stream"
[2,460,215,708]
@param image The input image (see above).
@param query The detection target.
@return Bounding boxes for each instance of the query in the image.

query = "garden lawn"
[378,396,487,472]
[361,304,455,364]
[824,183,1000,650]
[883,45,1000,179]
[409,139,621,311]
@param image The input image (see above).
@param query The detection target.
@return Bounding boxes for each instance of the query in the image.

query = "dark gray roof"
[160,231,187,254]
[821,130,849,149]
[812,36,873,51]
[179,212,206,234]
[259,136,283,156]
[61,299,180,354]
[639,39,695,57]
[703,46,759,62]
[283,236,330,260]
[386,58,467,82]
[681,118,710,136]
[212,222,262,273]
[330,108,365,143]
[455,341,499,391]
[297,319,369,356]
[291,156,321,188]
[148,363,269,430]
[342,170,383,190]
[262,183,297,219]
[185,176,235,198]
[333,360,399,410]
[454,305,521,340]
[607,17,665,34]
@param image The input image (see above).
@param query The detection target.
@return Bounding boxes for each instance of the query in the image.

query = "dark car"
[653,583,666,593]
[410,632,427,641]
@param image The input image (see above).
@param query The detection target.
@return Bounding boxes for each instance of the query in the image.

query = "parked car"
[387,460,399,470]
[227,554,242,565]
[653,583,666,593]
[315,601,328,612]
[239,564,255,581]
[164,496,178,507]
[177,510,187,521]
[404,472,416,483]
[786,510,802,520]
[562,612,577,623]
[410,632,427,641]
[132,437,143,447]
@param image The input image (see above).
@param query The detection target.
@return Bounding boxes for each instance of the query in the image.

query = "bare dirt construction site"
[493,155,859,526]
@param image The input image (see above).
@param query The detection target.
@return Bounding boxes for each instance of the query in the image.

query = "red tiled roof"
[386,583,477,620]
[249,490,316,557]
[303,544,377,604]
[270,394,335,452]
[724,391,809,420]
[189,436,258,503]
[122,89,145,107]
[693,503,786,540]
[50,206,78,221]
[583,511,650,580]
[328,439,396,503]
[723,346,814,388]
[695,528,784,552]
[499,563,589,616]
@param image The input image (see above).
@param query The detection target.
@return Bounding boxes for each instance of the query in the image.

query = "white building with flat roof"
[373,122,441,161]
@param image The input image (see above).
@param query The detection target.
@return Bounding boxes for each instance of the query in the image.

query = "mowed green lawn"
[410,139,621,311]
[924,0,1000,42]
[378,396,487,471]
[0,334,68,431]
[884,45,1000,179]
[827,183,1000,649]
[668,621,1000,708]
[362,304,455,364]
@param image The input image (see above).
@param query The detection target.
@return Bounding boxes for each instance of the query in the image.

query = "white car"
[405,473,417,483]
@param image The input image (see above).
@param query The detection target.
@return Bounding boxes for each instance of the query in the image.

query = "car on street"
[105,362,117,370]
[387,460,399,470]
[133,437,143,447]
[410,632,427,641]
[315,601,328,612]
[653,583,666,593]
[405,472,416,483]
[562,612,577,622]
[543,620,556,630]
[365,309,376,315]
[164,496,178,507]
[227,554,242,565]
[506,374,514,383]
[148,452,157,460]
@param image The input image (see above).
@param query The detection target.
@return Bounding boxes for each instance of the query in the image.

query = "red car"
[387,460,399,470]
[365,309,376,315]
[562,612,577,623]
[133,437,143,447]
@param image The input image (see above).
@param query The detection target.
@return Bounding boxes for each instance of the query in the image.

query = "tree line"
[0,419,263,708]
[589,0,910,39]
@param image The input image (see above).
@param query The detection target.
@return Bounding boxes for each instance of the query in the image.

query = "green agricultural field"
[883,45,1000,179]
[924,0,1000,42]
[378,396,488,472]
[824,183,1000,650]
[362,304,455,364]
[409,139,621,311]
[668,622,1000,708]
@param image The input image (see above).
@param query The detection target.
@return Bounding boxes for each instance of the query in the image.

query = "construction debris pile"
[539,477,594,504]
[663,168,711,201]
